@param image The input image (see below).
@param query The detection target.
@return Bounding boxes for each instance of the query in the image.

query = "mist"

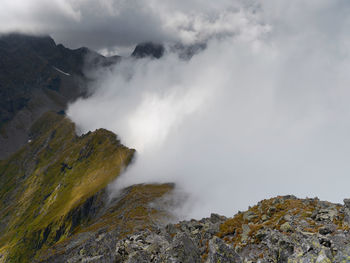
[0,0,253,52]
[67,0,350,219]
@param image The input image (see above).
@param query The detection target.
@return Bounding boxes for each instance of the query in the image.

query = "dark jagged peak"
[0,33,118,76]
[130,41,206,61]
[0,33,122,159]
[171,42,207,60]
[0,33,87,158]
[0,33,56,54]
[84,50,121,68]
[131,42,165,59]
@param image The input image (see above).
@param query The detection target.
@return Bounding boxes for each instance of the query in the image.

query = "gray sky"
[0,0,251,54]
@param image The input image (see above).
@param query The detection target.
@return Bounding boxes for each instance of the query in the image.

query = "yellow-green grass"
[0,112,135,262]
[217,196,346,247]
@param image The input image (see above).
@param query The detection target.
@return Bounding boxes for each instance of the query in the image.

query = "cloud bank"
[0,0,257,53]
[66,0,350,219]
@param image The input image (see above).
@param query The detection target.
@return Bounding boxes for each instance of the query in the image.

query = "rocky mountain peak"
[131,42,165,59]
[44,195,350,263]
[0,33,119,159]
[0,33,56,52]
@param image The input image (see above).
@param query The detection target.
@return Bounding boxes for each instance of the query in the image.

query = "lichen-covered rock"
[207,236,241,262]
[34,196,350,263]
[280,221,292,232]
[168,233,201,263]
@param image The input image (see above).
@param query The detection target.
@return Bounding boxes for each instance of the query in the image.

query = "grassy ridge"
[0,112,135,261]
[37,183,175,261]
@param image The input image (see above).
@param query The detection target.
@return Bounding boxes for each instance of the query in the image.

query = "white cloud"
[65,0,350,219]
[0,0,81,33]
[0,0,267,51]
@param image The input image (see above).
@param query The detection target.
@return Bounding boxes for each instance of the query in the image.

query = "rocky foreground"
[40,195,350,263]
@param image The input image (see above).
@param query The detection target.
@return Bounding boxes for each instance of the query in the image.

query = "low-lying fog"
[66,0,350,219]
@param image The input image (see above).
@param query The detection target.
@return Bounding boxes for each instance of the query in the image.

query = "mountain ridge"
[0,33,96,158]
[2,34,350,263]
[35,195,350,263]
[0,33,170,159]
[1,112,350,262]
[0,111,135,261]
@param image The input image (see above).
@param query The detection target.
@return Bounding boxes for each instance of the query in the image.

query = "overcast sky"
[0,0,260,55]
[3,0,350,219]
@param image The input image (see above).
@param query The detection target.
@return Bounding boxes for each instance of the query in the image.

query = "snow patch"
[53,66,71,76]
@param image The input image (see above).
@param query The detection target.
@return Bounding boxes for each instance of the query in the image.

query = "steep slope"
[0,111,138,261]
[0,33,120,159]
[0,34,206,159]
[37,183,175,262]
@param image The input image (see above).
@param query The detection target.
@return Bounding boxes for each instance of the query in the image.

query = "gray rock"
[168,233,200,263]
[38,196,350,263]
[210,213,225,224]
[126,250,151,263]
[241,224,251,243]
[243,211,257,222]
[208,237,241,263]
[316,208,337,221]
[318,226,334,236]
[280,222,293,232]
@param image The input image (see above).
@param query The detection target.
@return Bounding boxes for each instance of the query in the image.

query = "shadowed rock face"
[131,42,165,59]
[0,34,87,123]
[0,33,120,159]
[131,42,207,60]
[171,42,207,60]
[0,34,204,159]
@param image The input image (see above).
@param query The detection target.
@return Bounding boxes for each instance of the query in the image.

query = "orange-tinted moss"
[217,196,321,247]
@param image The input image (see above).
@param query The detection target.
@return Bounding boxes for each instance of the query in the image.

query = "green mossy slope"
[37,183,175,262]
[0,111,135,262]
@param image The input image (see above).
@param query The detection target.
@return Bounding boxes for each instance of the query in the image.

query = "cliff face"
[0,34,203,159]
[0,112,173,262]
[131,42,165,59]
[0,33,120,159]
